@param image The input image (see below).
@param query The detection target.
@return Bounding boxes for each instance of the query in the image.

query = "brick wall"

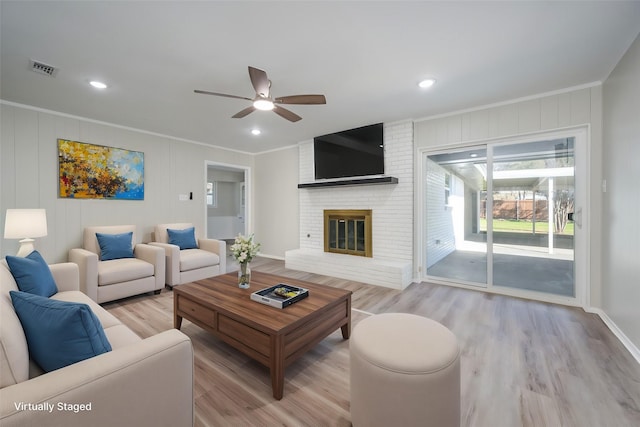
[297,120,414,263]
[425,158,456,268]
[289,120,414,288]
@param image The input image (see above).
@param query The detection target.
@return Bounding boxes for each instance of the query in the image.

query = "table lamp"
[3,209,48,257]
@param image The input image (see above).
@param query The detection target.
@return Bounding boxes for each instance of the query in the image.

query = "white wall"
[0,103,253,263]
[602,34,640,351]
[253,145,299,259]
[414,86,603,306]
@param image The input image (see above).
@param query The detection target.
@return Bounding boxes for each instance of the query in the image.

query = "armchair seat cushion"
[97,258,154,286]
[180,249,220,272]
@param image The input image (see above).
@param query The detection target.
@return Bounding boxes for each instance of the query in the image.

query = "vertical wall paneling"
[466,110,490,141]
[517,99,541,133]
[602,34,640,353]
[588,86,603,308]
[254,146,299,258]
[496,104,519,137]
[570,88,591,125]
[1,107,16,255]
[558,92,572,127]
[447,116,463,143]
[0,104,253,263]
[37,112,57,257]
[13,109,39,207]
[540,95,560,129]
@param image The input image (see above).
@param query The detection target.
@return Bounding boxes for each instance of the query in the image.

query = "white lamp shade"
[4,209,48,239]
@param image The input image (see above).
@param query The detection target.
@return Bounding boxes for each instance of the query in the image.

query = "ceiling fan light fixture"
[253,99,274,111]
[89,80,108,89]
[418,78,436,89]
[251,129,261,135]
[194,66,325,122]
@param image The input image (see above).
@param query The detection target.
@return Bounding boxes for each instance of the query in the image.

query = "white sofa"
[69,225,165,303]
[150,223,226,288]
[0,260,194,427]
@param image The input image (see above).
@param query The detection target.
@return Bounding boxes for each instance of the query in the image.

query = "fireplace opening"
[324,209,372,257]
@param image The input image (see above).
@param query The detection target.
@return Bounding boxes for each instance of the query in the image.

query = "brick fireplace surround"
[285,121,414,290]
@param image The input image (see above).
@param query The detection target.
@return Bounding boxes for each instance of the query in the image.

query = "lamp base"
[16,239,35,257]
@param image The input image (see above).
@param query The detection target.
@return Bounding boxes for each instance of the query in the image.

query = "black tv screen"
[314,123,384,180]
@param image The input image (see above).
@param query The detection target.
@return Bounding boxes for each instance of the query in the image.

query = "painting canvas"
[58,139,144,200]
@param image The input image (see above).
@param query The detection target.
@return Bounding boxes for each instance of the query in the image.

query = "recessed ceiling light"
[89,80,108,89]
[251,129,261,136]
[418,78,436,89]
[470,153,478,158]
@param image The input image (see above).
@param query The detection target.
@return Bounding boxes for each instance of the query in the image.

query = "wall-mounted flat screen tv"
[314,123,384,180]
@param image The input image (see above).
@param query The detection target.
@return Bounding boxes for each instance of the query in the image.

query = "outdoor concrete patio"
[426,239,574,296]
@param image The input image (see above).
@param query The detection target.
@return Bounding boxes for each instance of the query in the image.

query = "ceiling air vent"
[30,59,58,77]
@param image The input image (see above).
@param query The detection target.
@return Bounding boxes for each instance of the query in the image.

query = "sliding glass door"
[423,132,585,303]
[425,147,488,286]
[490,139,575,297]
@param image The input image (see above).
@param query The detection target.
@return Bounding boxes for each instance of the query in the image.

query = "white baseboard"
[585,307,640,365]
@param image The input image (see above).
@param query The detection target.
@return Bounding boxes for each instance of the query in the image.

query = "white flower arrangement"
[230,233,260,264]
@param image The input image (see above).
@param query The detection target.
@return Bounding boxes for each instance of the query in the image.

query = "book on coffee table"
[251,284,309,309]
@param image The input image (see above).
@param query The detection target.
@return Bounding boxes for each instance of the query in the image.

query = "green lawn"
[480,219,574,235]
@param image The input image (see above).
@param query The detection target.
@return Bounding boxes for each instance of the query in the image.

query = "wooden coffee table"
[173,271,352,400]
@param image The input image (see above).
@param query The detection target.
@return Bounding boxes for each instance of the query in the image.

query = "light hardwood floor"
[104,257,640,427]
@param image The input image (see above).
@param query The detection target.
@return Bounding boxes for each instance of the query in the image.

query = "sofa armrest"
[133,244,165,291]
[148,242,180,287]
[49,263,80,292]
[0,329,193,427]
[68,248,99,302]
[199,238,226,274]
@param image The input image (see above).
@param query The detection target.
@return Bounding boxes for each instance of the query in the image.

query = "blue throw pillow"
[96,232,134,261]
[6,250,58,297]
[167,227,198,250]
[10,291,112,372]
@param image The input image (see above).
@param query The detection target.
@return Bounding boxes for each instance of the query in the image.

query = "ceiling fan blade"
[274,94,327,105]
[232,106,256,119]
[248,66,270,97]
[273,105,302,122]
[194,90,252,101]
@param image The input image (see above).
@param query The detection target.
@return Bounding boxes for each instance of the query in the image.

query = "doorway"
[205,161,249,241]
[422,128,587,305]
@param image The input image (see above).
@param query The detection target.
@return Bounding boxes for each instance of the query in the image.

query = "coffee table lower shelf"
[174,273,351,400]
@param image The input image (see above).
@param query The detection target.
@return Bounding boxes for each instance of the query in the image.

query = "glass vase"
[238,262,251,289]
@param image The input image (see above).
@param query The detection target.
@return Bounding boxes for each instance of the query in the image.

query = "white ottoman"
[350,313,460,427]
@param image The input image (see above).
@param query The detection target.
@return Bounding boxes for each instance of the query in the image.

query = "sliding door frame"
[416,126,590,308]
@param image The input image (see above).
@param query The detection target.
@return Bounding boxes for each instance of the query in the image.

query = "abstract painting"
[58,139,144,200]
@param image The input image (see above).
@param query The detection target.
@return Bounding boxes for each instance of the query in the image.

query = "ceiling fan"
[194,66,326,123]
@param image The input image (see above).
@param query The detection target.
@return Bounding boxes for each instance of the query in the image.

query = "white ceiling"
[1,1,639,154]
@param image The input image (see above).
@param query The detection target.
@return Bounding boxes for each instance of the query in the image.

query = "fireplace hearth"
[324,209,372,257]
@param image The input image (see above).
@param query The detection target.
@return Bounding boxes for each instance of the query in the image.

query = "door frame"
[204,160,251,240]
[416,126,590,307]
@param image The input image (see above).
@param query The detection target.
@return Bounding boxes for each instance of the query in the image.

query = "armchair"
[150,223,226,288]
[68,225,165,303]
